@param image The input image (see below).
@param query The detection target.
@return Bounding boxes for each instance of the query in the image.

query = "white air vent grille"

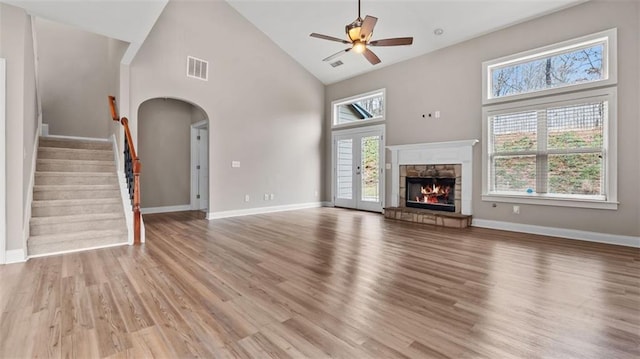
[187,56,208,81]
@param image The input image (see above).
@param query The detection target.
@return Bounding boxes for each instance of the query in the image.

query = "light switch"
[232,161,240,168]
[385,163,391,170]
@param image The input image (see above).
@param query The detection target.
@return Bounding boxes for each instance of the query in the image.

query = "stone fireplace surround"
[386,140,479,227]
[401,164,461,212]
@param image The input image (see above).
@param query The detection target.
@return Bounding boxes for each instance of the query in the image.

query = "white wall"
[325,1,640,237]
[0,4,38,252]
[130,0,325,213]
[138,98,195,208]
[35,18,127,138]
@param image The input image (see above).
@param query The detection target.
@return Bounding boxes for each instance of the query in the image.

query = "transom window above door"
[332,89,385,127]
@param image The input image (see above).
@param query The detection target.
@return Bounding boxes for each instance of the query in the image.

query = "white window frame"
[482,87,618,210]
[482,28,617,105]
[482,29,618,210]
[331,88,386,129]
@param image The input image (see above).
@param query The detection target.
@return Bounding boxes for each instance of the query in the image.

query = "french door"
[332,125,384,212]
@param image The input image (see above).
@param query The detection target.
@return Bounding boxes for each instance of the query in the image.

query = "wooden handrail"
[109,96,141,244]
[108,95,119,122]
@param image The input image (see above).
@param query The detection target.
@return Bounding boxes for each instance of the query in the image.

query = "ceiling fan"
[310,0,413,65]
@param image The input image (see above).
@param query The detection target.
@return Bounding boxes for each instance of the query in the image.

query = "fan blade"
[363,48,381,65]
[310,33,351,44]
[369,37,413,46]
[323,48,351,62]
[360,15,378,39]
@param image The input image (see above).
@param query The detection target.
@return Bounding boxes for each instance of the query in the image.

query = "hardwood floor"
[1,208,639,358]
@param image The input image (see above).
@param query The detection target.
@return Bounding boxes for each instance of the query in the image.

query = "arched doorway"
[138,98,209,213]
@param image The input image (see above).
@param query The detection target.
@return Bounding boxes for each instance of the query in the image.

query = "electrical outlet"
[385,163,391,170]
[270,193,275,200]
[314,190,319,198]
[264,194,269,201]
[244,194,250,202]
[434,110,441,119]
[232,161,241,168]
[513,205,520,214]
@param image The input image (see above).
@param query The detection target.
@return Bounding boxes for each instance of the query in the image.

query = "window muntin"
[487,96,609,201]
[332,89,385,127]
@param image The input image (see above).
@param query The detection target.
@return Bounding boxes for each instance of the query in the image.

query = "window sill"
[482,193,618,210]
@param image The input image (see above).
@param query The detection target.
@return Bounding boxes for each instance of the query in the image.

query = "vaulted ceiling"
[228,0,583,84]
[4,0,583,83]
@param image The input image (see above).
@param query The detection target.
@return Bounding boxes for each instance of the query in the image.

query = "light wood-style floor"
[1,208,639,358]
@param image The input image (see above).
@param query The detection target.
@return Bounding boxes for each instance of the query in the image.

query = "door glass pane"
[336,139,353,199]
[361,135,380,202]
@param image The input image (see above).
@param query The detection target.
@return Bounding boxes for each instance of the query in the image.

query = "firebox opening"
[405,177,455,212]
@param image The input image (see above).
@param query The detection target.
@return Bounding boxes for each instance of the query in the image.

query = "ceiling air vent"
[330,60,344,68]
[187,56,208,81]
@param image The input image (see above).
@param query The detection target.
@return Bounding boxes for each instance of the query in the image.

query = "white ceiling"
[3,0,582,83]
[227,0,583,84]
[2,0,168,62]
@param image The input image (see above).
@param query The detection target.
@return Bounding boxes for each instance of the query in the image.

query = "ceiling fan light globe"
[346,19,363,42]
[352,41,366,54]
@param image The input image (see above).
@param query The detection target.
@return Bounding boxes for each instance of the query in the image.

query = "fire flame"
[415,184,450,203]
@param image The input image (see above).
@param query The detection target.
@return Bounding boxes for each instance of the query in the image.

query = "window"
[482,30,617,209]
[483,29,616,105]
[332,89,385,127]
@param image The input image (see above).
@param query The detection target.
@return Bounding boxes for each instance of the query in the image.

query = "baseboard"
[207,202,325,220]
[5,249,27,264]
[141,205,192,214]
[321,201,334,207]
[43,134,110,142]
[472,219,640,248]
[28,241,129,259]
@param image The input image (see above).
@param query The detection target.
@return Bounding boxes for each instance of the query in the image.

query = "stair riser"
[32,204,123,217]
[28,235,128,256]
[37,162,115,173]
[39,139,112,151]
[34,190,120,201]
[31,218,126,236]
[38,149,113,161]
[35,175,118,186]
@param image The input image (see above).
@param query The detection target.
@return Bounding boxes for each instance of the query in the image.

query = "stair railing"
[108,96,141,244]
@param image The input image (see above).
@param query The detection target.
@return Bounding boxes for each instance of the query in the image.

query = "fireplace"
[406,177,455,212]
[385,140,478,227]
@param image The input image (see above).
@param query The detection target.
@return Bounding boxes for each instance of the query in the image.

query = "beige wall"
[36,18,127,139]
[0,4,38,251]
[325,1,640,237]
[138,98,194,208]
[130,0,325,213]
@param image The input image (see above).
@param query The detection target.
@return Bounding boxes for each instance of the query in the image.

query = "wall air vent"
[330,60,344,68]
[187,56,208,81]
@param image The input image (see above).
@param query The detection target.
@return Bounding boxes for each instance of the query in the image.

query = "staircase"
[28,136,128,256]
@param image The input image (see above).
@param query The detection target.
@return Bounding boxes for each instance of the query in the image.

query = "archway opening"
[138,98,209,213]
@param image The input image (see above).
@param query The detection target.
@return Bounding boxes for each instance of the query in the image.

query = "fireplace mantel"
[387,140,478,215]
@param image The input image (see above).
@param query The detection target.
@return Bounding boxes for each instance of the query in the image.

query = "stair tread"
[29,229,128,244]
[34,184,119,190]
[39,136,111,144]
[39,146,112,153]
[37,158,114,165]
[35,171,117,177]
[31,212,124,225]
[32,198,122,207]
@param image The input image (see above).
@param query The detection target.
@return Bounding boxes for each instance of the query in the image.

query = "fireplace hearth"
[406,177,455,212]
